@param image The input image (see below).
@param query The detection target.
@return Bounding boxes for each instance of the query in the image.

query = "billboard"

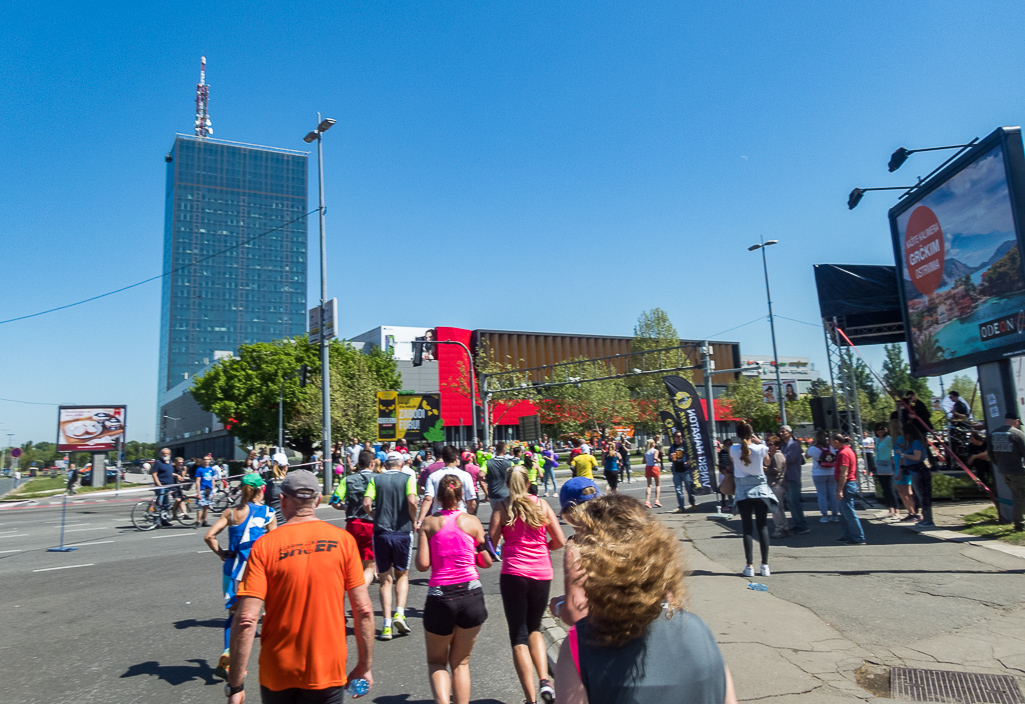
[762,380,800,404]
[890,127,1025,377]
[57,406,126,452]
[376,392,444,443]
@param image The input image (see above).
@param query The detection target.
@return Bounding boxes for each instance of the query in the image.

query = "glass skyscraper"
[157,135,308,409]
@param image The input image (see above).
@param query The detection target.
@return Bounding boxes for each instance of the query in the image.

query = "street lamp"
[303,113,335,495]
[748,238,786,426]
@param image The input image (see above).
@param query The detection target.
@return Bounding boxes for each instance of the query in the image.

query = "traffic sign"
[11,448,22,458]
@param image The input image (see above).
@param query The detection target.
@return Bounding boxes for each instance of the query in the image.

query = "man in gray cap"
[988,412,1025,532]
[227,470,374,703]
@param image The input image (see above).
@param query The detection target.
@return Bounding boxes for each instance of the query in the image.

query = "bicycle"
[131,491,198,531]
[210,484,241,514]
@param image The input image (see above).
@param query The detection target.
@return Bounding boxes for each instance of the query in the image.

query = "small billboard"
[890,127,1025,377]
[377,392,443,443]
[57,406,126,452]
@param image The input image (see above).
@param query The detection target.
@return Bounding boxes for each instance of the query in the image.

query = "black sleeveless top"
[575,610,726,704]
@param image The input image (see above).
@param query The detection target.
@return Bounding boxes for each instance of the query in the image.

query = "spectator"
[873,423,899,519]
[862,430,876,475]
[948,390,970,419]
[415,475,493,704]
[668,431,697,513]
[832,434,866,544]
[891,416,919,521]
[966,431,994,488]
[731,423,776,577]
[765,436,788,538]
[347,438,362,469]
[900,390,934,434]
[987,412,1025,533]
[490,469,565,704]
[194,457,218,528]
[617,436,632,484]
[152,448,176,525]
[807,430,839,523]
[778,426,809,534]
[717,439,734,514]
[897,422,932,527]
[226,470,374,703]
[553,494,737,704]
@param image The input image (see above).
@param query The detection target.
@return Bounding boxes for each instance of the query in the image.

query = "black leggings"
[499,573,550,647]
[736,498,769,565]
[876,474,897,509]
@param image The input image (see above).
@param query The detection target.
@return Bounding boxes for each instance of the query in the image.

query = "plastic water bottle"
[747,582,768,592]
[345,678,370,697]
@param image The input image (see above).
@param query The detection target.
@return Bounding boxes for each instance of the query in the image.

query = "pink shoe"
[645,501,652,508]
[654,500,662,508]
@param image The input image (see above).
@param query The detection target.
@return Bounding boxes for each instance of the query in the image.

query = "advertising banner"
[890,127,1025,376]
[57,406,126,452]
[663,376,713,491]
[658,411,679,441]
[762,380,800,403]
[377,391,444,443]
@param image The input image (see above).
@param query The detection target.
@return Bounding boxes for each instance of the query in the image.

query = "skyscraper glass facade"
[158,135,308,402]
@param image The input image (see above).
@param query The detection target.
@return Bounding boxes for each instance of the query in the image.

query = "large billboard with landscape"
[890,127,1025,377]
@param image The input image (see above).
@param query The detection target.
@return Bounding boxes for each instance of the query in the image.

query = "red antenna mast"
[194,56,212,138]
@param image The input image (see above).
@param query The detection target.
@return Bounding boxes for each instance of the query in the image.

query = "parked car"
[79,465,124,487]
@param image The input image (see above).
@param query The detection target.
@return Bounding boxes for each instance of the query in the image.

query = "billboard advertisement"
[377,391,444,443]
[890,127,1025,377]
[57,406,126,452]
[762,380,800,404]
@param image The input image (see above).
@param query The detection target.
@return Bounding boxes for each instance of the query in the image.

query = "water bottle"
[747,582,768,592]
[345,678,370,697]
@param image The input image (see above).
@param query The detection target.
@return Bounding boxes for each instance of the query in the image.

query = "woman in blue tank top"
[554,494,738,704]
[203,472,277,680]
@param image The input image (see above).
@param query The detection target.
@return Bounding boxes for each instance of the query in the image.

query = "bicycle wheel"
[176,497,198,527]
[211,490,232,514]
[131,500,161,531]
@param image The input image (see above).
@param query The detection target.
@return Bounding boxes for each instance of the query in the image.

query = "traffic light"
[412,337,425,367]
[299,364,310,388]
[282,429,293,447]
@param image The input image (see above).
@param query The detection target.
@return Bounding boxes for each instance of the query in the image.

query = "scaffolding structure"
[823,317,869,489]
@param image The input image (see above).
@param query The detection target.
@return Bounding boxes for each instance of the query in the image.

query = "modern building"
[352,325,744,442]
[743,354,821,396]
[156,135,308,451]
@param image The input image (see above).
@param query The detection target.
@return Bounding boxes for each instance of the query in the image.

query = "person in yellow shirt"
[571,451,598,480]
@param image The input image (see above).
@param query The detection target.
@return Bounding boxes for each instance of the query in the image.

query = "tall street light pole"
[748,238,786,426]
[304,114,336,496]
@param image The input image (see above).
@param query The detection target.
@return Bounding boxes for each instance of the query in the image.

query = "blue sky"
[2,1,1024,443]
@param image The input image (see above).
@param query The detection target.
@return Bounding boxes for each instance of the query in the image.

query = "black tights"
[737,498,769,565]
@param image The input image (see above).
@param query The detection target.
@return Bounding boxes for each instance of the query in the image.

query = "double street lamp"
[748,238,786,426]
[304,115,336,495]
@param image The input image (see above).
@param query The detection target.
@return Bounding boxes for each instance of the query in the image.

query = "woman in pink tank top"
[489,468,566,704]
[416,474,492,704]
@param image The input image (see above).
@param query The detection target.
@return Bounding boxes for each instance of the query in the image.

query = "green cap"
[241,473,265,489]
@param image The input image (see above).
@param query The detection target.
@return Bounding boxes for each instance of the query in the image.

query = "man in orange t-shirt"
[227,470,374,703]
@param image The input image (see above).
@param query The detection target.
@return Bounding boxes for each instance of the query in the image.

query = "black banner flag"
[658,411,679,441]
[663,375,713,492]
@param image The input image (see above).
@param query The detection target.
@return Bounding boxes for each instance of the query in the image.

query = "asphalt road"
[0,477,666,704]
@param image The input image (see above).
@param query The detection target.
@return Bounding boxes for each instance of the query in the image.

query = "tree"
[191,336,401,458]
[849,358,879,404]
[721,376,780,432]
[629,308,689,432]
[881,343,931,399]
[808,378,832,397]
[538,359,641,439]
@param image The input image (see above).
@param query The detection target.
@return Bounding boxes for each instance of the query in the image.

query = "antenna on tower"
[195,56,213,138]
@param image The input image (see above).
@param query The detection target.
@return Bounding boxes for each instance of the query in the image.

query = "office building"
[157,135,308,450]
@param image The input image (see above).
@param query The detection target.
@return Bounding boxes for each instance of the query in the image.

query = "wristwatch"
[225,683,244,697]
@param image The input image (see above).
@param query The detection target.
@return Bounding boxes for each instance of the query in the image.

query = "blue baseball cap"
[559,477,600,513]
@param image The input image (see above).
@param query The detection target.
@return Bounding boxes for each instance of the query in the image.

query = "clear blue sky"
[2,1,1023,444]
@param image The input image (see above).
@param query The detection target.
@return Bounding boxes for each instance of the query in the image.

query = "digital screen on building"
[890,127,1025,377]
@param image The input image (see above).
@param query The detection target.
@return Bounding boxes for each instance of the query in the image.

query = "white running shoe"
[760,564,771,577]
[742,565,755,577]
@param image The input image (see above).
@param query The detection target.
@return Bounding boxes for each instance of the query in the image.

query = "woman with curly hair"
[490,468,566,704]
[554,494,737,703]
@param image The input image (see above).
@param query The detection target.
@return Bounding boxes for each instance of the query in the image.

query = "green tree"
[629,308,689,432]
[721,376,780,433]
[849,358,880,404]
[539,359,639,439]
[808,378,832,397]
[191,337,401,458]
[881,343,931,399]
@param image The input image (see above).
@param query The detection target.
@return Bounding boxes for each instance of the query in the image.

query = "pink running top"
[500,496,553,580]
[429,510,480,587]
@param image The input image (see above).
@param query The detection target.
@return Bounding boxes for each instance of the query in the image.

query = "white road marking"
[73,540,115,546]
[0,549,23,554]
[32,564,94,572]
[0,534,29,539]
[150,533,194,539]
[64,527,108,533]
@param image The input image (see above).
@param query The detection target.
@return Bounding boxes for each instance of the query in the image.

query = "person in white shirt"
[347,439,362,469]
[730,424,778,578]
[416,445,477,526]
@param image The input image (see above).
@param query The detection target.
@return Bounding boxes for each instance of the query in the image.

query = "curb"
[870,509,1025,561]
[541,615,566,674]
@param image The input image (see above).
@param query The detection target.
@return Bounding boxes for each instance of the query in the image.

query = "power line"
[703,316,766,340]
[0,397,60,406]
[775,314,822,328]
[0,209,316,326]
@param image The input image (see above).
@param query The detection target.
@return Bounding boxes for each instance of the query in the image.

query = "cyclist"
[203,472,277,681]
[152,448,176,527]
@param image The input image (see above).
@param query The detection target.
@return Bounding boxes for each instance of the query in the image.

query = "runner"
[483,442,512,514]
[330,450,379,587]
[617,436,633,483]
[415,475,493,704]
[539,445,559,497]
[601,444,620,493]
[570,447,598,480]
[363,453,418,640]
[195,456,218,527]
[418,446,478,522]
[227,470,374,703]
[489,469,565,704]
[203,473,277,681]
[643,439,662,508]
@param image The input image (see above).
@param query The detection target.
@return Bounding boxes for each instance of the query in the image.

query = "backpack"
[347,469,375,501]
[815,446,836,469]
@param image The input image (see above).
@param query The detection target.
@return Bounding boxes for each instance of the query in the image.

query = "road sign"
[308,298,338,344]
[11,448,22,458]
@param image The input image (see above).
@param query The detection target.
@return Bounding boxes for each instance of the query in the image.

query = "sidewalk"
[543,494,1025,702]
